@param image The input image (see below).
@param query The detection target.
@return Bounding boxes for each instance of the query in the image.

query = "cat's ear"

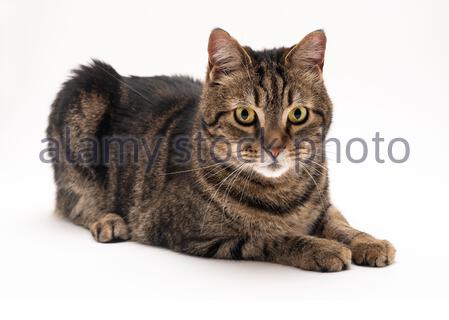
[284,30,326,72]
[207,28,252,82]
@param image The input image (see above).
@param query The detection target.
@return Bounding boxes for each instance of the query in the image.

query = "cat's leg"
[317,205,395,267]
[49,61,130,243]
[180,234,352,272]
[56,188,129,243]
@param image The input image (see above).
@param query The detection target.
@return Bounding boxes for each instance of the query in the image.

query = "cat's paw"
[301,239,352,272]
[351,239,395,267]
[89,213,130,243]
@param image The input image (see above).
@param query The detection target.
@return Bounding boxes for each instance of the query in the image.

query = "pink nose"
[268,146,283,158]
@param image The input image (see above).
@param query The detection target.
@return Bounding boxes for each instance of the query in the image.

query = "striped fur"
[47,29,395,272]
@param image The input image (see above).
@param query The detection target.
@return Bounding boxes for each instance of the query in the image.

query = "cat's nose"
[264,143,285,159]
[263,127,287,159]
[268,146,283,158]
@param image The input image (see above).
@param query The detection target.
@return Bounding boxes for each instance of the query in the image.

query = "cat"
[46,28,395,272]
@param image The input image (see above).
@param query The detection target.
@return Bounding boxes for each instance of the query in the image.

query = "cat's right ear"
[207,28,251,82]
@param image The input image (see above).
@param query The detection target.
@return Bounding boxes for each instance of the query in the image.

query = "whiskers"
[292,152,329,214]
[157,162,224,176]
[200,162,247,233]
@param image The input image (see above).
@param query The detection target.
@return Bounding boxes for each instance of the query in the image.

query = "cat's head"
[199,28,332,179]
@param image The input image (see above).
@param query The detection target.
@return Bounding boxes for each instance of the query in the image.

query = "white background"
[1,0,449,318]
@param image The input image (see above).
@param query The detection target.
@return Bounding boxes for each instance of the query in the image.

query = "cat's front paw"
[351,239,395,267]
[89,213,130,243]
[300,239,352,272]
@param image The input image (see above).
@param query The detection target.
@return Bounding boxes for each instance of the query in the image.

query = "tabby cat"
[47,28,395,272]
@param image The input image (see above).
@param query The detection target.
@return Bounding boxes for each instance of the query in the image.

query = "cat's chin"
[252,163,289,179]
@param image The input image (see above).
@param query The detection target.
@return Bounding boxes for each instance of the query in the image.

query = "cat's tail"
[46,59,123,181]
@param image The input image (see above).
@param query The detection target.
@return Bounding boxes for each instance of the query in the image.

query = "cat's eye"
[234,107,256,126]
[288,106,308,125]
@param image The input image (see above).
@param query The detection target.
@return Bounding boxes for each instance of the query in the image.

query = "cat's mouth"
[252,161,290,179]
[268,163,281,170]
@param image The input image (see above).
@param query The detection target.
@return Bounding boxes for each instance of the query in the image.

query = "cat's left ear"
[284,30,326,72]
[207,28,252,82]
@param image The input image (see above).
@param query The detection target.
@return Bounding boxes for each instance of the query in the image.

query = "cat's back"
[125,74,202,105]
[122,75,202,117]
[47,60,203,139]
[112,73,203,136]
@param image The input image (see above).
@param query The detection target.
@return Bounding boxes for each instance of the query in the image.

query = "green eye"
[235,107,256,125]
[288,106,308,124]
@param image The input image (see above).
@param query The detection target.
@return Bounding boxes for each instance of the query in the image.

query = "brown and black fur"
[47,29,395,272]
